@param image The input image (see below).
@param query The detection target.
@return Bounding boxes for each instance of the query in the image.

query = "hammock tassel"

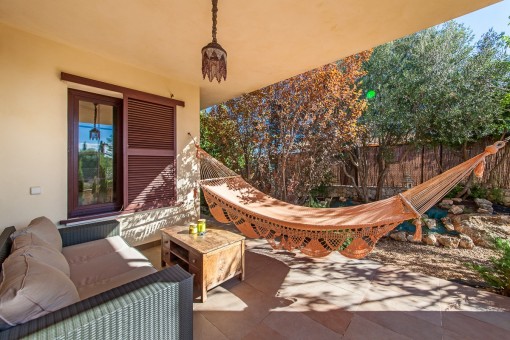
[413,218,422,242]
[474,159,485,179]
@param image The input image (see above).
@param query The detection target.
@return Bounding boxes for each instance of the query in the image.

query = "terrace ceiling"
[0,0,499,108]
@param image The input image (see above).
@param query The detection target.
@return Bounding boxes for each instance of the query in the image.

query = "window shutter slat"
[125,97,176,211]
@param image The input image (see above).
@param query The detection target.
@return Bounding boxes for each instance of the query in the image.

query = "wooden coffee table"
[161,226,245,302]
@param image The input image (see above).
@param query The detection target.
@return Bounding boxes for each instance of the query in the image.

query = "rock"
[424,218,437,228]
[458,235,475,249]
[339,196,347,202]
[406,234,421,243]
[444,222,455,231]
[457,215,510,248]
[451,215,462,231]
[474,198,492,207]
[449,205,464,215]
[452,198,463,203]
[390,231,407,242]
[439,203,452,210]
[477,208,491,214]
[441,216,451,224]
[474,198,494,214]
[441,199,454,205]
[437,235,460,248]
[423,233,438,246]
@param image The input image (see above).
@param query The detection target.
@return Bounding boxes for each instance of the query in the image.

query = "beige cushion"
[62,236,130,265]
[11,217,62,252]
[10,245,71,277]
[11,231,55,251]
[66,244,156,300]
[0,253,80,326]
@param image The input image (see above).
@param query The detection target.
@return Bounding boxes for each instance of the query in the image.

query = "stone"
[449,205,464,215]
[390,231,407,242]
[437,235,460,248]
[441,199,454,205]
[444,222,455,232]
[423,218,437,229]
[406,234,421,243]
[477,208,491,214]
[452,198,463,203]
[474,198,492,207]
[474,198,494,214]
[458,235,475,249]
[339,196,347,202]
[439,203,452,210]
[422,233,438,246]
[457,215,510,248]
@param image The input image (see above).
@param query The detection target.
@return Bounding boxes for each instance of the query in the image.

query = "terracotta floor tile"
[242,323,287,340]
[356,311,443,340]
[343,314,411,340]
[442,311,510,339]
[263,311,342,339]
[193,312,228,340]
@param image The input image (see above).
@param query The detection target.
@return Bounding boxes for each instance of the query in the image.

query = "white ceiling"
[0,0,499,108]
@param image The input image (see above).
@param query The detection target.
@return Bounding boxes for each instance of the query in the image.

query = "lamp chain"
[212,0,218,43]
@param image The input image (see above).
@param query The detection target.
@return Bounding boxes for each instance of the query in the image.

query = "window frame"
[67,89,123,218]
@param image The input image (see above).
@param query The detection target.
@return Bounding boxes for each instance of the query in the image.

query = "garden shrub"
[489,188,505,204]
[445,184,464,198]
[469,184,488,200]
[467,238,510,296]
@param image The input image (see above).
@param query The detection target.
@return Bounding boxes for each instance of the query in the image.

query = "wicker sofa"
[0,220,193,340]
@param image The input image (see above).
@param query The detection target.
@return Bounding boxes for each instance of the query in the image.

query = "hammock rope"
[194,139,507,259]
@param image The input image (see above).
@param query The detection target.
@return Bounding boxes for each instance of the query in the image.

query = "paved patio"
[142,232,510,339]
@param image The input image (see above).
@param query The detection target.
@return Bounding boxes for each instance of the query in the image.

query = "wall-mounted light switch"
[30,186,42,195]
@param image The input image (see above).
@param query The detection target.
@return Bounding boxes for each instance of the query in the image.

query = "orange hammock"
[196,140,508,259]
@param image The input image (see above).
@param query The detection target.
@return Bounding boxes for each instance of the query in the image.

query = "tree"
[346,22,509,200]
[201,51,371,202]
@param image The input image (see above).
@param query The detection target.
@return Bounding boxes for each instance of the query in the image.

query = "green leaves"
[467,238,510,296]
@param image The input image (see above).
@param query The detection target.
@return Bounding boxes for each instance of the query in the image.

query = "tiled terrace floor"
[142,233,510,339]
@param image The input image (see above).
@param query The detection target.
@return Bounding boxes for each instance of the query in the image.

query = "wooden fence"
[331,138,510,189]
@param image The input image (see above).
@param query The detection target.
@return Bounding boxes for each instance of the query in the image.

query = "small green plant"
[489,188,504,205]
[305,196,329,208]
[445,184,464,198]
[467,238,510,296]
[469,184,488,200]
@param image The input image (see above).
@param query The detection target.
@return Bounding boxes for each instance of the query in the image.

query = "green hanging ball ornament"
[366,90,376,99]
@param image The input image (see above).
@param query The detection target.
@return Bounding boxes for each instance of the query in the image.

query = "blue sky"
[454,0,509,38]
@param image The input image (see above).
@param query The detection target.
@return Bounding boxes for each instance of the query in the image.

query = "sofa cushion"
[0,253,80,326]
[62,235,130,265]
[63,239,156,300]
[11,217,62,252]
[11,232,55,251]
[10,245,71,277]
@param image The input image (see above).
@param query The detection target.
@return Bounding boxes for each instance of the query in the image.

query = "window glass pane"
[78,101,116,206]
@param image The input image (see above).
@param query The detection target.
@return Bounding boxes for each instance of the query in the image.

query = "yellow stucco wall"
[0,24,200,245]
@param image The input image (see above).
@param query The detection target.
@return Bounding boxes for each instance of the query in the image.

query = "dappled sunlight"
[143,231,510,338]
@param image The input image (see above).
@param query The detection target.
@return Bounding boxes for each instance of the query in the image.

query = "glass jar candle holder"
[189,223,197,235]
[197,219,206,235]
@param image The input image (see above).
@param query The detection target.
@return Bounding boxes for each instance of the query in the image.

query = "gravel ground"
[367,237,499,288]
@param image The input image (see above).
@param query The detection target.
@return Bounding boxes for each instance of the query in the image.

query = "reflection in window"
[78,101,116,206]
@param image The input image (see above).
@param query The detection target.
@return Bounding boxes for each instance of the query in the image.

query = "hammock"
[196,139,508,259]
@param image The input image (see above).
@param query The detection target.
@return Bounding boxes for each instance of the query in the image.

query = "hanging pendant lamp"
[202,0,227,83]
[89,103,100,141]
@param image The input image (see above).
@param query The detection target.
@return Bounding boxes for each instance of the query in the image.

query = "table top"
[162,226,245,254]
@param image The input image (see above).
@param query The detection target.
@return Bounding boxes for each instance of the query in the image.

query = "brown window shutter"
[124,96,176,211]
